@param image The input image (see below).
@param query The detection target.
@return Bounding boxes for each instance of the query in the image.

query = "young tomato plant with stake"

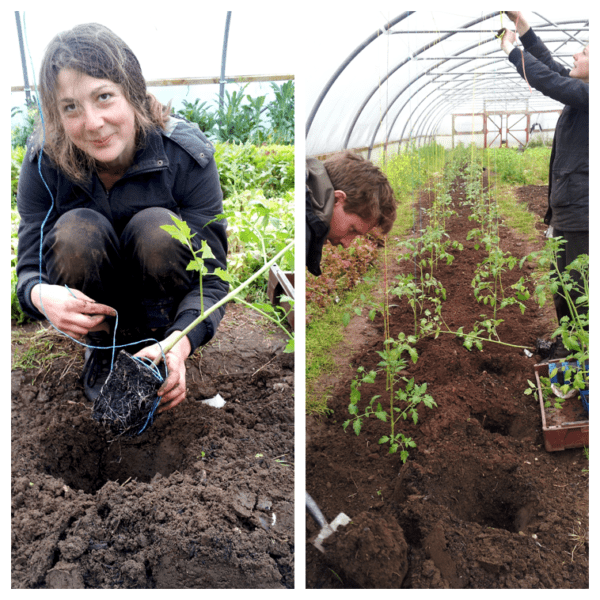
[343,238,437,463]
[160,215,294,355]
[343,350,437,463]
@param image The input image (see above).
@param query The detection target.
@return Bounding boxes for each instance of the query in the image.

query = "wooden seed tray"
[534,361,589,452]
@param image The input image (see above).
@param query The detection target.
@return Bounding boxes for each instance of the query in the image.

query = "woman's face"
[56,68,137,170]
[570,45,589,82]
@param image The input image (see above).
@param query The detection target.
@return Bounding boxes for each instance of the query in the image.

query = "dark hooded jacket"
[306,158,335,276]
[16,116,228,353]
[509,28,589,231]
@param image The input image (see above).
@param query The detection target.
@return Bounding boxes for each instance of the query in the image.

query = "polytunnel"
[306,10,588,160]
[305,10,589,592]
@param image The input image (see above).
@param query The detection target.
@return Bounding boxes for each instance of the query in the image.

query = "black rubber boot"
[80,331,117,402]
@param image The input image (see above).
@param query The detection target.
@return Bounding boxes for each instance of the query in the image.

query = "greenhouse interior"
[305,10,589,590]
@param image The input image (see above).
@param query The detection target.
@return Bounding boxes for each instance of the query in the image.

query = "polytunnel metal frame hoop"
[307,11,588,158]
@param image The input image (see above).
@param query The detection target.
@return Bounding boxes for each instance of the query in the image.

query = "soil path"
[11,303,294,589]
[306,180,588,588]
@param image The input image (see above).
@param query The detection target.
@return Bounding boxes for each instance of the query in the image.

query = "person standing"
[501,11,588,353]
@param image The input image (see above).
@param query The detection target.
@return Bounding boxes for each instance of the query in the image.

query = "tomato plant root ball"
[92,351,165,438]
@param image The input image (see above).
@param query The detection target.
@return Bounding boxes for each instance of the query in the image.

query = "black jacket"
[305,158,335,276]
[509,28,589,231]
[16,116,228,353]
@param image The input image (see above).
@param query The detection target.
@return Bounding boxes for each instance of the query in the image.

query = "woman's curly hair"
[34,23,170,183]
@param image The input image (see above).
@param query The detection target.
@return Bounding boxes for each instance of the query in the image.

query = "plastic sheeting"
[11,9,295,120]
[305,10,588,157]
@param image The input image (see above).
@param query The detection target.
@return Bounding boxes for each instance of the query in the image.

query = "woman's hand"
[134,331,191,413]
[31,283,115,339]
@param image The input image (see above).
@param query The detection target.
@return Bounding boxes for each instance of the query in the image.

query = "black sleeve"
[508,28,589,109]
[167,147,229,353]
[16,144,59,320]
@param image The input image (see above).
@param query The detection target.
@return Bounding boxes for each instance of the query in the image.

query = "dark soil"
[306,180,589,588]
[11,303,294,589]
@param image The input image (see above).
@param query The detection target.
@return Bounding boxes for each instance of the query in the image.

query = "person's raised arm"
[504,11,530,37]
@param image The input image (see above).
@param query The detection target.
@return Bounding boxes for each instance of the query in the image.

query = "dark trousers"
[42,207,194,335]
[553,229,589,325]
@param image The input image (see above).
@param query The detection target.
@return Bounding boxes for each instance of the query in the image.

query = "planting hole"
[472,412,534,440]
[479,358,505,376]
[472,412,510,436]
[416,453,538,535]
[39,424,184,495]
[449,468,536,533]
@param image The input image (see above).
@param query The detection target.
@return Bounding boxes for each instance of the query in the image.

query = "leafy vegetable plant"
[529,238,589,368]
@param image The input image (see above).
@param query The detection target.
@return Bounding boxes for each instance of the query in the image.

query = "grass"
[11,326,71,371]
[306,276,377,416]
[482,148,549,242]
[484,146,551,186]
[388,185,422,239]
[493,184,543,242]
[567,520,588,562]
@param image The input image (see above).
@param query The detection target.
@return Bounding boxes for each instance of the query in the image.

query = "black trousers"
[42,207,194,334]
[552,229,589,326]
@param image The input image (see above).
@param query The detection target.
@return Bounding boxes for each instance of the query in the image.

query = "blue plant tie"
[130,355,166,435]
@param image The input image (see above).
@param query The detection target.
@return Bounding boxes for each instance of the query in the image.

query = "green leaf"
[239,230,261,246]
[363,370,377,384]
[422,396,437,409]
[213,268,234,283]
[161,223,191,246]
[200,240,215,260]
